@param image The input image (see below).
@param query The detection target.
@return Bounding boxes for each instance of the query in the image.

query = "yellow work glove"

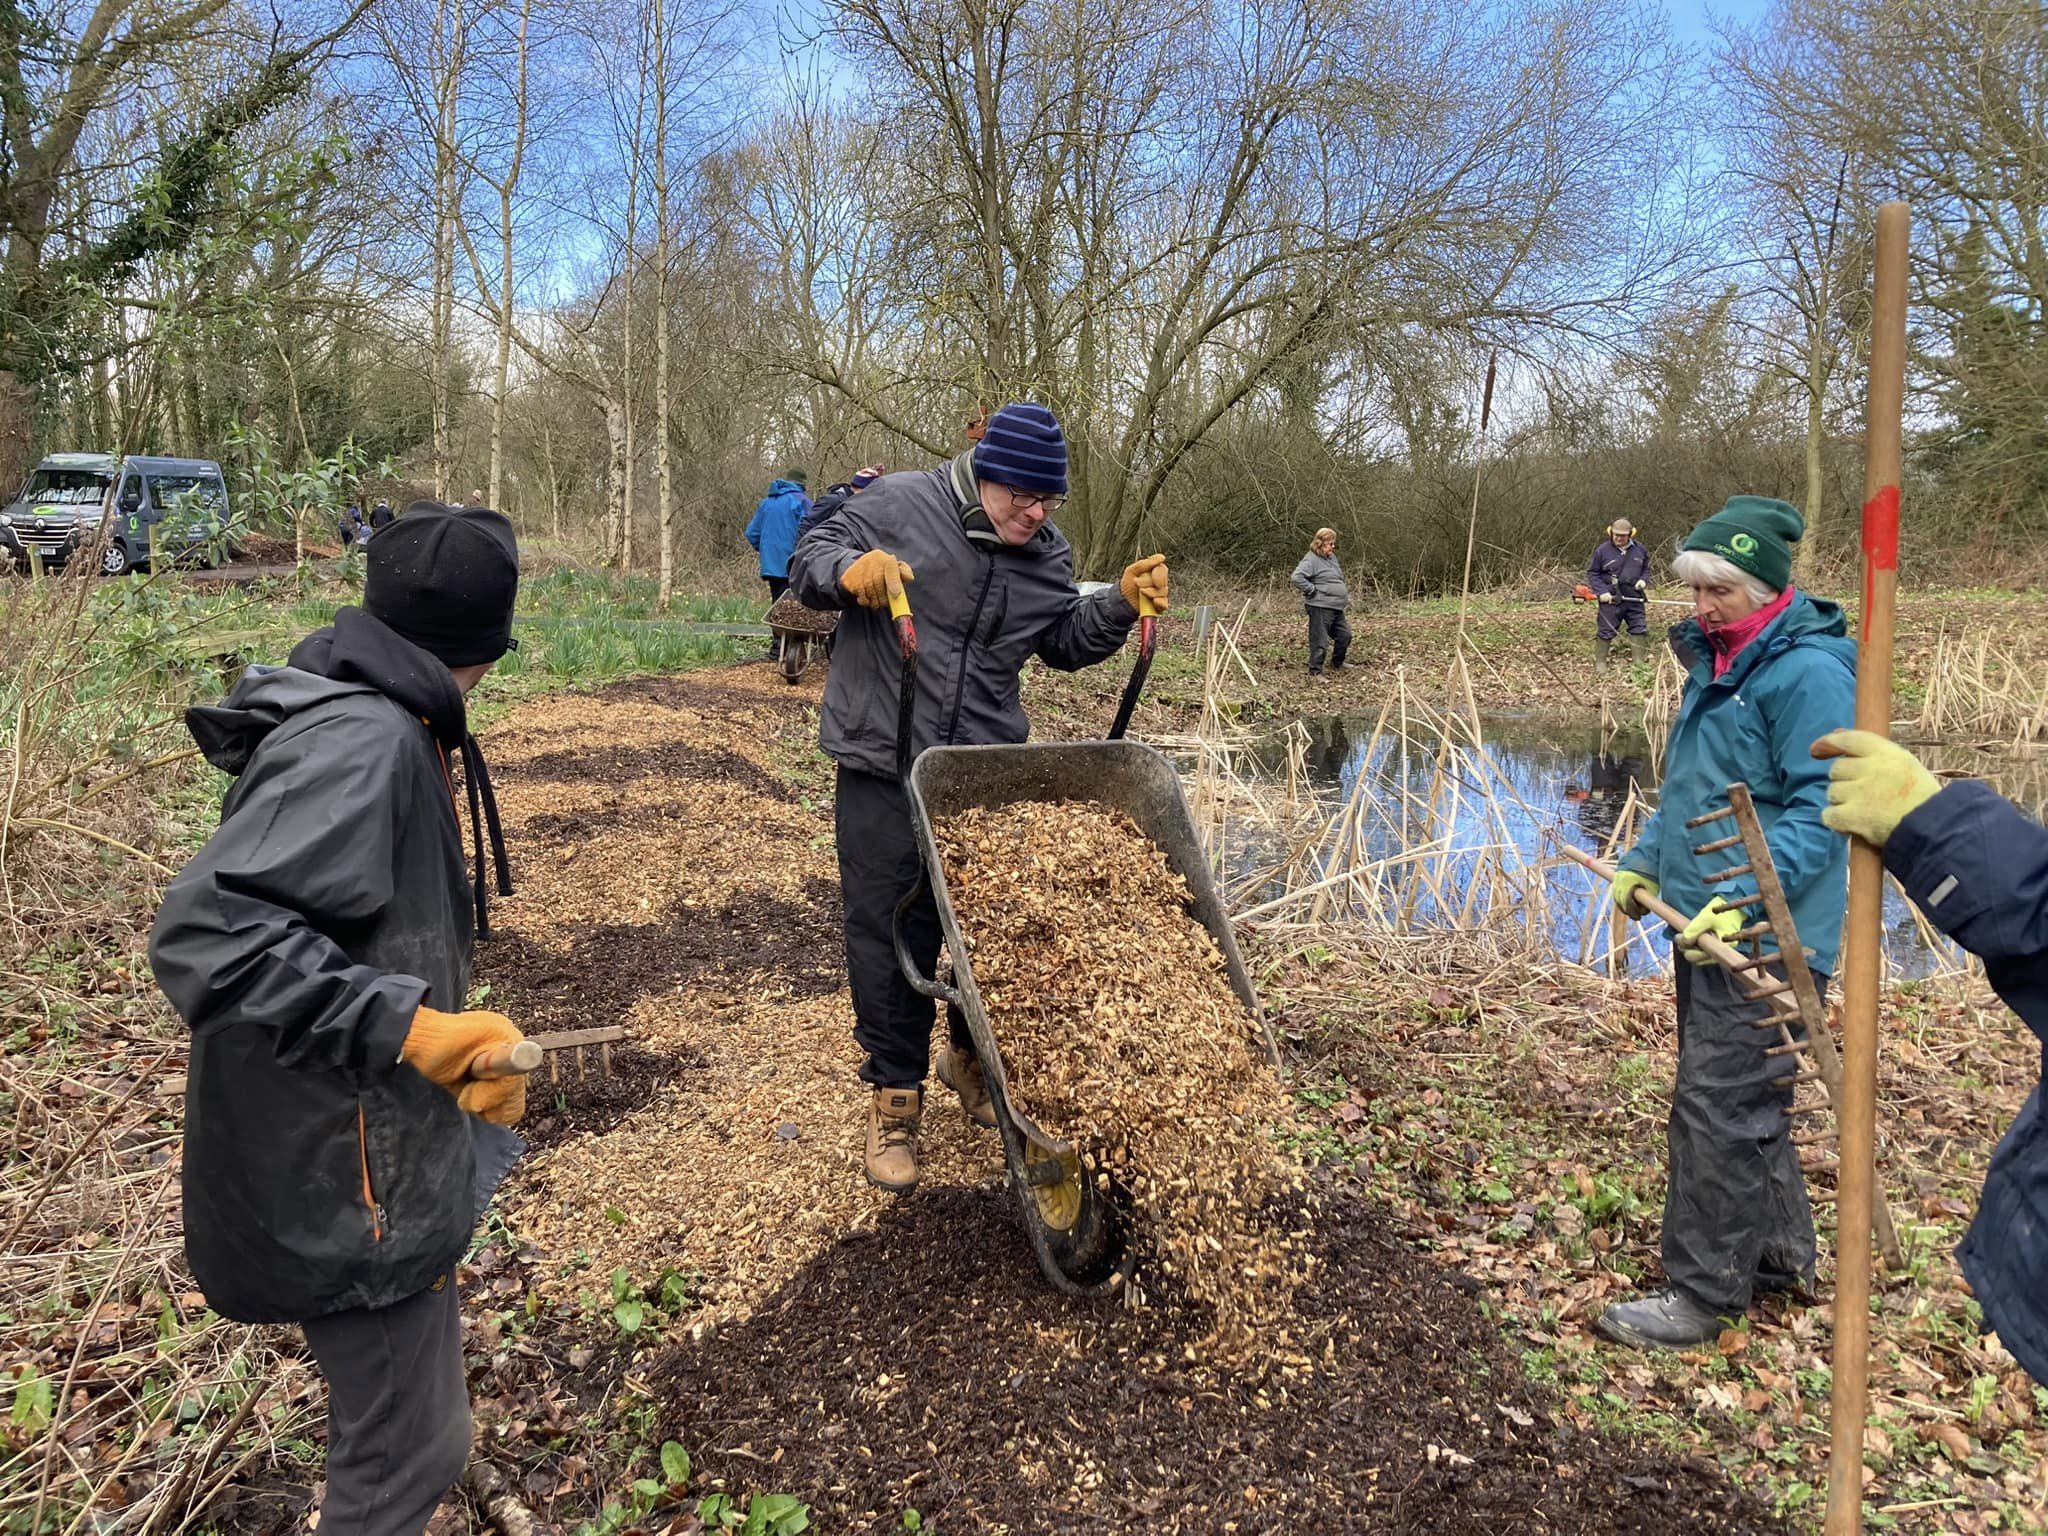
[457,1074,527,1128]
[1678,898,1747,964]
[1120,554,1169,614]
[840,549,915,610]
[400,1007,523,1092]
[1811,729,1942,848]
[1610,869,1659,920]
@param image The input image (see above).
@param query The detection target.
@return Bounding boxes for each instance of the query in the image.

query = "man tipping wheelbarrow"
[788,401,1170,1193]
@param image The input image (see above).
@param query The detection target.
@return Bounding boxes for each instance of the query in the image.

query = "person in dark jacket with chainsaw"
[1814,732,2048,1387]
[1587,517,1653,671]
[149,503,527,1536]
[790,402,1168,1192]
[1601,496,1855,1349]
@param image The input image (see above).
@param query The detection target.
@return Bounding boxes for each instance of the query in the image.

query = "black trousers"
[301,1277,470,1536]
[1662,960,1818,1312]
[1307,607,1351,672]
[765,575,789,603]
[836,767,969,1088]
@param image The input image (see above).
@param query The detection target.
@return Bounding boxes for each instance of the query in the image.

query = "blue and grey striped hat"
[971,401,1068,496]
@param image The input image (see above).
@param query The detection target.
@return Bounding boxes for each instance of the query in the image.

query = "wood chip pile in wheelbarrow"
[935,800,1312,1364]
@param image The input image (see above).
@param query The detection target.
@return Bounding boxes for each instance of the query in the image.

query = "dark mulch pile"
[479,878,842,1027]
[656,1185,1786,1535]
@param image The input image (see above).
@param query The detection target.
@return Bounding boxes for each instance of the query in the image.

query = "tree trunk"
[603,394,626,561]
[1796,314,1828,583]
[0,371,35,491]
[431,0,466,502]
[488,0,533,512]
[651,0,675,605]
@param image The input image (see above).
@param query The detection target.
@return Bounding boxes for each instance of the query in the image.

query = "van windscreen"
[22,469,113,506]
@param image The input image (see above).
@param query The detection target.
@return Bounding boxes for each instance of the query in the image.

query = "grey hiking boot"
[864,1088,922,1193]
[936,1044,997,1130]
[1594,1287,1728,1349]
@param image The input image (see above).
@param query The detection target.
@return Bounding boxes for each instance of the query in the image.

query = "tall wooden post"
[1826,199,1909,1536]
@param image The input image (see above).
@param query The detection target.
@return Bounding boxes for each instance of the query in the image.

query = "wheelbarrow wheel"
[776,632,809,684]
[1022,1138,1127,1286]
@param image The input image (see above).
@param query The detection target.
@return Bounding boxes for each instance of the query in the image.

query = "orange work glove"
[457,1074,527,1127]
[1121,554,1169,613]
[400,1007,523,1092]
[840,549,915,610]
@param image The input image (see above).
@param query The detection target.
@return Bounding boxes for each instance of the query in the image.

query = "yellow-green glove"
[1678,897,1746,963]
[1610,869,1659,920]
[1810,729,1942,848]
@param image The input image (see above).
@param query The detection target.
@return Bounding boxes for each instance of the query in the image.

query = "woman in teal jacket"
[1600,497,1857,1349]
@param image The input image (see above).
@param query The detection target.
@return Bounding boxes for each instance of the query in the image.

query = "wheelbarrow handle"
[893,878,963,1006]
[1106,591,1158,742]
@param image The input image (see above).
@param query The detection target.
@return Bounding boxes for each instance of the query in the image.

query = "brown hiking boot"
[936,1044,997,1130]
[865,1088,922,1192]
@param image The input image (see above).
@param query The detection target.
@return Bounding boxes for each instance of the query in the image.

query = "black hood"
[289,606,469,749]
[188,606,513,936]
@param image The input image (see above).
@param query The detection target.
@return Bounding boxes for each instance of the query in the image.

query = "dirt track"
[471,664,1785,1534]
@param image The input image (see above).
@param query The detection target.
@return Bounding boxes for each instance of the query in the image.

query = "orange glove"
[840,549,915,609]
[1121,554,1169,613]
[457,1074,526,1127]
[400,1007,523,1092]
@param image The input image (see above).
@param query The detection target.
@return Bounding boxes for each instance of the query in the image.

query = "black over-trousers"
[1662,959,1819,1312]
[836,766,970,1088]
[1307,606,1351,672]
[300,1276,470,1536]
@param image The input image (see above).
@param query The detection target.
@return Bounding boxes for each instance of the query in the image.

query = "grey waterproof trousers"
[1662,959,1819,1312]
[301,1276,470,1536]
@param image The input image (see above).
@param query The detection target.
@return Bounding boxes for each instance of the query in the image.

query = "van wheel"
[100,542,131,577]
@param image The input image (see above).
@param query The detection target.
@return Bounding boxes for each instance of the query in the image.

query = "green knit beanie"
[1683,496,1804,592]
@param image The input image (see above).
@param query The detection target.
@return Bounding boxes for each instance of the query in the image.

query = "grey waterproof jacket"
[789,453,1138,778]
[1291,551,1350,610]
[150,634,503,1323]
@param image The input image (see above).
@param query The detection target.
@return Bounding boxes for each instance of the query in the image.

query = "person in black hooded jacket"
[149,501,525,1536]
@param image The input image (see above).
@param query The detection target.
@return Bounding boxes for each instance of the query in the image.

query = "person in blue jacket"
[1601,496,1857,1348]
[744,469,812,604]
[1814,731,2048,1386]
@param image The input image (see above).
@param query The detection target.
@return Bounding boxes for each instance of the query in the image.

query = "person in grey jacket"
[789,401,1170,1191]
[1290,527,1351,675]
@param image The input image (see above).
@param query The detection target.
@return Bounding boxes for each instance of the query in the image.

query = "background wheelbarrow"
[762,591,838,684]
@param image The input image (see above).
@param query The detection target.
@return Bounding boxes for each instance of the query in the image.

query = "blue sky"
[1667,0,1770,50]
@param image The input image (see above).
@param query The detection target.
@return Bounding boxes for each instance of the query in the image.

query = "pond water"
[1235,712,2044,978]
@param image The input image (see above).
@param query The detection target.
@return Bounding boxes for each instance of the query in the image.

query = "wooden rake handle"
[1555,842,1752,970]
[467,1039,544,1080]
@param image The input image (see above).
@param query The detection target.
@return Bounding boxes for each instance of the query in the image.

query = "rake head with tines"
[527,1026,628,1085]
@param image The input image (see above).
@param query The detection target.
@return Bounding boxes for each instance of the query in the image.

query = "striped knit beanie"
[971,402,1068,496]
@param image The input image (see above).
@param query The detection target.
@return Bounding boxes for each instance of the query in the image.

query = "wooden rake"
[1558,803,1905,1274]
[1686,784,1903,1272]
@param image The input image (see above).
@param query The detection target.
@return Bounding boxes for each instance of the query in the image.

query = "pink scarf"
[1706,586,1796,678]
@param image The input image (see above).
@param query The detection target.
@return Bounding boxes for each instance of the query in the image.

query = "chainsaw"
[1572,582,1690,610]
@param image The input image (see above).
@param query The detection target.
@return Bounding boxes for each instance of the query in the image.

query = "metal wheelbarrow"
[762,591,838,684]
[880,574,1270,1294]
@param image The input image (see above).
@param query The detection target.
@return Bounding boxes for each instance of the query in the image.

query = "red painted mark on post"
[1861,483,1900,638]
[1861,484,1900,571]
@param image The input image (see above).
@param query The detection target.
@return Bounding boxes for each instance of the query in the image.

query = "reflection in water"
[1246,714,2035,979]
